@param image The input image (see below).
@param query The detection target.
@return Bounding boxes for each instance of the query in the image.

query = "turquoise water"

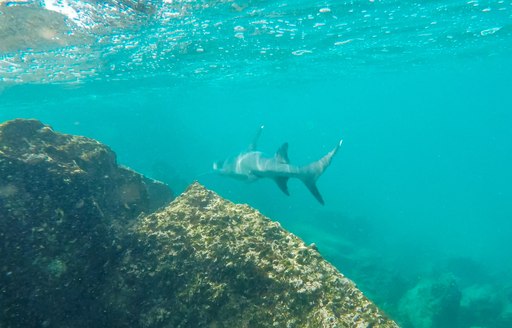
[2,0,512,326]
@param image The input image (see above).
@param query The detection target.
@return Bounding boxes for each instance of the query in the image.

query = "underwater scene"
[1,0,512,327]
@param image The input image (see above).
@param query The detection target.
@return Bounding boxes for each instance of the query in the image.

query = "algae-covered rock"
[0,118,397,327]
[0,119,173,327]
[398,274,461,328]
[109,182,398,327]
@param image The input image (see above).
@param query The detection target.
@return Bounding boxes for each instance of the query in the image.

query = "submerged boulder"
[0,119,173,327]
[111,182,399,327]
[0,119,397,327]
[398,274,461,328]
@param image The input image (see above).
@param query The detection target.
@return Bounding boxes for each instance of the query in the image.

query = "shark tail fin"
[299,140,343,205]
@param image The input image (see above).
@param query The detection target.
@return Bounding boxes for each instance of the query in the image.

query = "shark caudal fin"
[300,140,343,205]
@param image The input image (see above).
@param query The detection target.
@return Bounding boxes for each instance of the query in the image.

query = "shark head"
[212,160,225,173]
[213,158,239,176]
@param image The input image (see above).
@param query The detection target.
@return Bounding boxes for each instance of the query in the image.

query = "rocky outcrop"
[111,182,398,327]
[0,119,173,327]
[0,119,398,327]
[398,274,461,328]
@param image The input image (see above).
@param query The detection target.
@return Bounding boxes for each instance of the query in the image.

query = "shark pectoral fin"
[274,177,290,196]
[275,143,289,164]
[302,179,325,205]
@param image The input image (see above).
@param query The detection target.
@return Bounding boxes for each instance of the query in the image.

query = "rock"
[459,283,511,327]
[108,182,398,327]
[0,119,173,327]
[398,274,461,328]
[0,119,397,327]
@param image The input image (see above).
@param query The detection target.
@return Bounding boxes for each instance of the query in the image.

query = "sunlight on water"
[1,0,511,85]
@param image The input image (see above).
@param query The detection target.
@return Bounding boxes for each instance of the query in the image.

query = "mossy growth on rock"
[110,182,398,327]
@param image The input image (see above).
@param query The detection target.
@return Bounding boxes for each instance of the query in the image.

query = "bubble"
[334,39,353,46]
[291,49,312,56]
[480,27,501,36]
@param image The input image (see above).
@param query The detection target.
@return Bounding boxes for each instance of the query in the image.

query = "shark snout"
[213,161,223,172]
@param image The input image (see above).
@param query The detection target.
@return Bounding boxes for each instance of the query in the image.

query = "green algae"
[46,258,67,279]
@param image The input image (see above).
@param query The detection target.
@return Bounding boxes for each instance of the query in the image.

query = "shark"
[213,126,342,205]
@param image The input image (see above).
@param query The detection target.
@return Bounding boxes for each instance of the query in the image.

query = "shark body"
[213,126,342,205]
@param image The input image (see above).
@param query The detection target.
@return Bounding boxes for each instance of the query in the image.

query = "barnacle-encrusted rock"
[110,182,398,327]
[0,119,173,327]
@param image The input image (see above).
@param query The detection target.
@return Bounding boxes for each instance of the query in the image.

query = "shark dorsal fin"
[275,143,289,164]
[248,125,264,151]
[274,177,290,196]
